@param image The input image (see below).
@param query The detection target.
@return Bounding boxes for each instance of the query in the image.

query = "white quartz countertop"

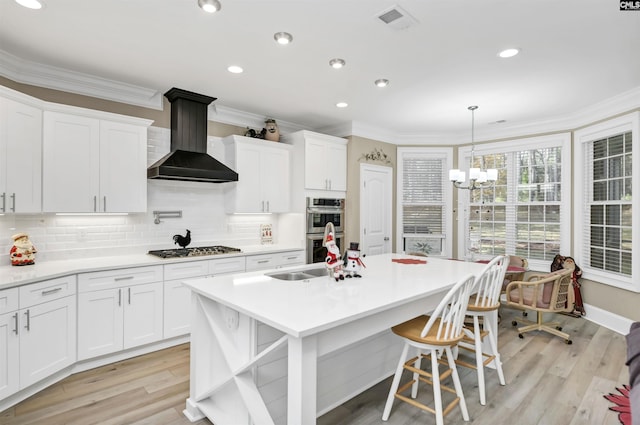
[0,245,303,290]
[183,253,487,338]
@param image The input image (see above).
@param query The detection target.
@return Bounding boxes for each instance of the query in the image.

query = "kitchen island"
[182,253,486,425]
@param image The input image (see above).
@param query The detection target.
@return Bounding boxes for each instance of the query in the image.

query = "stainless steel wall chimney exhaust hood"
[147,88,239,183]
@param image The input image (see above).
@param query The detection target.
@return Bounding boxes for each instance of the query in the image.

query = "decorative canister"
[264,118,280,142]
[10,232,37,266]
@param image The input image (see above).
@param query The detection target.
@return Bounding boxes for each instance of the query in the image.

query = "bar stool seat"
[382,273,476,425]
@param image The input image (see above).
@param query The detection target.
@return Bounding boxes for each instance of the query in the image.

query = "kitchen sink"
[266,267,328,281]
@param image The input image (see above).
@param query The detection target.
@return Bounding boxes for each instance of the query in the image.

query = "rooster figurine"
[173,229,191,249]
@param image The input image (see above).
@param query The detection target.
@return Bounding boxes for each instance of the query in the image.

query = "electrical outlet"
[78,228,87,240]
[225,307,239,330]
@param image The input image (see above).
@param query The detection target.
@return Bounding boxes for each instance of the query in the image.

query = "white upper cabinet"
[284,130,347,193]
[42,108,151,213]
[0,92,43,213]
[223,135,292,214]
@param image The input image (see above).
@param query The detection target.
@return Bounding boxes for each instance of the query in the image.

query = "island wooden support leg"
[288,335,318,425]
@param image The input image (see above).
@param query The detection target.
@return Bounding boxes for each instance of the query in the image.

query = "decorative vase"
[264,119,280,142]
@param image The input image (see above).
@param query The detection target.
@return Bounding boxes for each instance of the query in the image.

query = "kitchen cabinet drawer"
[0,287,19,315]
[277,250,305,267]
[245,253,276,271]
[78,265,163,293]
[19,275,76,307]
[164,260,210,281]
[209,256,246,275]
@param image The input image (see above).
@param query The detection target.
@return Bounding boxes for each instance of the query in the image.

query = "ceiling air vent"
[375,5,417,30]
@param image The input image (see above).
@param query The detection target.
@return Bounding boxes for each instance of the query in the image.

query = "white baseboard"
[582,303,634,335]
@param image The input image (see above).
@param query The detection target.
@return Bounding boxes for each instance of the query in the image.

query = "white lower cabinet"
[0,288,19,401]
[163,257,246,338]
[77,266,163,360]
[0,277,76,401]
[245,250,305,271]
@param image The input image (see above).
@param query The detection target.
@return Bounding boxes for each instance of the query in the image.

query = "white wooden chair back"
[420,274,476,341]
[471,255,510,309]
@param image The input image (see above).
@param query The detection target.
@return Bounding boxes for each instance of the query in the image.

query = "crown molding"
[0,49,164,110]
[209,104,307,135]
[322,86,640,145]
[1,48,638,144]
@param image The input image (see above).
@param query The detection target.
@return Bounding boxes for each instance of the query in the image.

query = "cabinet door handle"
[118,288,122,307]
[114,276,134,281]
[24,309,30,331]
[287,256,297,260]
[128,287,131,305]
[262,201,265,212]
[10,193,15,212]
[42,287,62,296]
[104,196,107,212]
[329,180,332,190]
[13,313,18,335]
[266,200,270,212]
[1,192,5,212]
[257,260,269,264]
[93,196,97,212]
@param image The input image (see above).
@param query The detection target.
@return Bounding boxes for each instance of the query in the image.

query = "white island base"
[182,254,487,425]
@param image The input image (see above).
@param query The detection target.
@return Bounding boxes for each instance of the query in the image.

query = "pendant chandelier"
[449,106,497,190]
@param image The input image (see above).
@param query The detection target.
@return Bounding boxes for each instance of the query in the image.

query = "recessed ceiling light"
[498,48,520,58]
[227,65,243,74]
[15,0,43,9]
[274,32,293,45]
[198,0,221,13]
[336,102,348,108]
[329,59,346,69]
[374,79,389,88]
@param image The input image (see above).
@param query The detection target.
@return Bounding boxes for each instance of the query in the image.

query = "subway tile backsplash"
[1,127,298,262]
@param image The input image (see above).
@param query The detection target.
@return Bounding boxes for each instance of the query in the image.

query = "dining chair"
[455,255,509,405]
[382,273,476,425]
[504,265,575,344]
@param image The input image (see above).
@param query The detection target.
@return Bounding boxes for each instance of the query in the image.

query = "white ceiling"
[1,0,639,142]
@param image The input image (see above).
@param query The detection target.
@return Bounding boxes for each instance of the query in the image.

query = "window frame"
[455,133,572,271]
[574,112,639,292]
[396,147,454,258]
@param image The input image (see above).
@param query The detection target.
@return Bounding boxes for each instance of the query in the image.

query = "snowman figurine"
[343,242,365,278]
[324,229,344,282]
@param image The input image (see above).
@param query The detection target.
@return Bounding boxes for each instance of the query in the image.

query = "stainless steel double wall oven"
[306,197,345,264]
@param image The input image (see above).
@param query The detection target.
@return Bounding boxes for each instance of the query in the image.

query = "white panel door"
[99,120,147,212]
[0,311,19,400]
[78,288,123,360]
[19,296,76,389]
[261,146,290,213]
[2,98,42,213]
[43,112,100,212]
[360,164,393,256]
[123,282,163,349]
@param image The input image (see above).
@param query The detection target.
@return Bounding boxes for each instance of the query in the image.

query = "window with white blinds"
[458,134,571,269]
[574,113,638,291]
[584,132,633,275]
[397,148,453,257]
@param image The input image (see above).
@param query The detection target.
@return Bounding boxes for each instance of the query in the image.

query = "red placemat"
[392,258,427,265]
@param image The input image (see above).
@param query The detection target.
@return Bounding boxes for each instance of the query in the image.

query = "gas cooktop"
[148,246,242,259]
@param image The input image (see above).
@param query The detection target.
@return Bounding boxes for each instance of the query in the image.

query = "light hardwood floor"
[1,308,629,425]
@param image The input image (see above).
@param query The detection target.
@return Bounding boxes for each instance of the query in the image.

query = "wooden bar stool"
[382,273,476,425]
[456,255,509,405]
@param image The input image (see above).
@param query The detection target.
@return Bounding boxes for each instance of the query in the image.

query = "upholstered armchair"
[504,266,575,344]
